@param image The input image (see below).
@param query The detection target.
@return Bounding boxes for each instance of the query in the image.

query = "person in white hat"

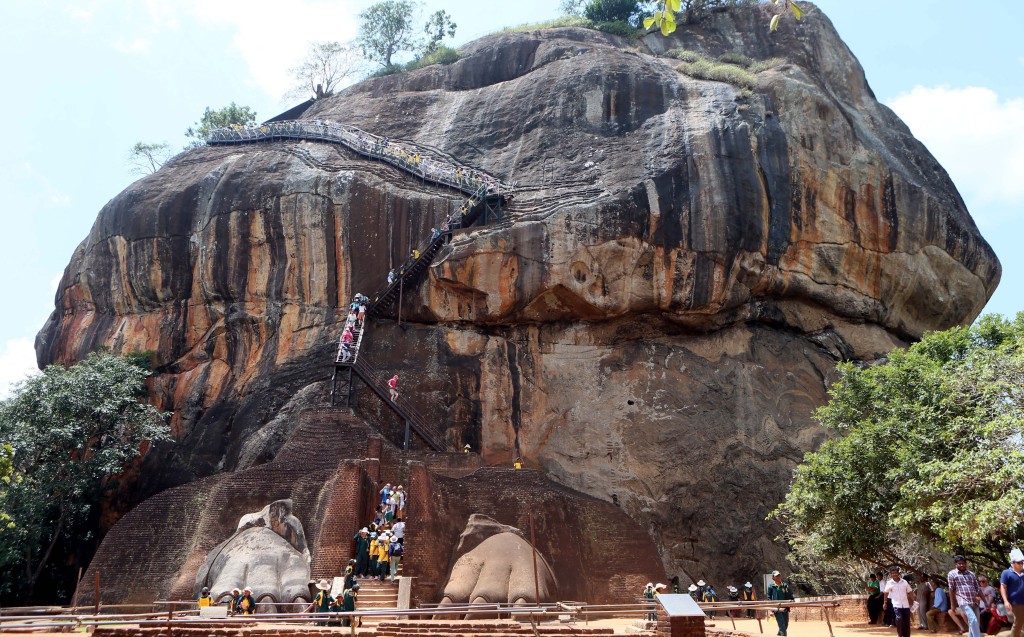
[742,582,757,618]
[642,583,656,621]
[1000,548,1024,637]
[308,579,334,624]
[236,586,256,615]
[353,527,371,577]
[687,583,699,600]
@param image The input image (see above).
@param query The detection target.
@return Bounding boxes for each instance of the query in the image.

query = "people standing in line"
[357,301,366,326]
[236,586,257,615]
[916,573,933,630]
[883,566,915,637]
[927,578,950,633]
[388,375,399,401]
[344,559,357,591]
[687,583,699,601]
[392,517,405,544]
[395,485,406,518]
[999,548,1024,637]
[727,586,740,617]
[948,554,983,637]
[380,483,392,506]
[377,532,392,581]
[388,534,404,582]
[866,572,884,624]
[353,527,371,577]
[368,532,380,577]
[742,582,757,619]
[767,570,794,637]
[226,587,241,614]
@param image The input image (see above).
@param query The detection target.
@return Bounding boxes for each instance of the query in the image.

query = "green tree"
[772,314,1024,574]
[585,0,643,25]
[286,41,366,101]
[126,141,173,176]
[422,10,457,56]
[185,102,257,143]
[0,352,170,601]
[358,0,420,70]
[644,0,800,36]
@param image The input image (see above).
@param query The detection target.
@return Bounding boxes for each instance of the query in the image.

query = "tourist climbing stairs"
[350,357,448,452]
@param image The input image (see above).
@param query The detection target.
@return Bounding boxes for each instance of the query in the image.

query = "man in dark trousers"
[353,528,371,577]
[341,583,360,627]
[767,570,794,636]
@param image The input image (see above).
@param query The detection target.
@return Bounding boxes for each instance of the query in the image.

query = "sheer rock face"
[37,4,997,587]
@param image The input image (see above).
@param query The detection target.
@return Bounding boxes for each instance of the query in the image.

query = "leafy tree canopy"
[644,0,801,36]
[126,141,173,176]
[584,0,649,26]
[185,102,257,141]
[773,314,1024,575]
[422,10,457,56]
[358,0,420,70]
[0,352,170,602]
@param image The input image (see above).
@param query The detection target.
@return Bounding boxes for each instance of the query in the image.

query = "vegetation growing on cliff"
[0,353,170,602]
[773,314,1024,574]
[666,48,785,89]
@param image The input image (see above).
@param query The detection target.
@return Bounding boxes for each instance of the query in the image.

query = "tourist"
[344,559,357,591]
[377,532,391,581]
[340,341,352,363]
[727,586,740,617]
[883,565,915,637]
[999,548,1024,637]
[388,375,399,401]
[643,583,656,621]
[927,578,950,633]
[353,527,371,577]
[687,583,699,601]
[866,572,883,624]
[388,533,403,581]
[948,554,983,637]
[380,483,392,506]
[669,576,679,594]
[463,444,471,454]
[387,269,396,285]
[431,227,440,240]
[916,573,933,630]
[742,582,757,618]
[513,456,523,470]
[227,587,241,614]
[395,485,406,517]
[700,581,718,616]
[392,517,405,544]
[236,586,256,615]
[341,583,360,627]
[767,570,794,636]
[309,579,333,625]
[979,575,996,631]
[368,531,380,577]
[197,586,213,608]
[357,301,366,326]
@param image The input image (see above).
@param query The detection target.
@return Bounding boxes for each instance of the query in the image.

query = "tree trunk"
[27,502,67,599]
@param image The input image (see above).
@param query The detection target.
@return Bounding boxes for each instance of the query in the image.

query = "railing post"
[404,420,411,451]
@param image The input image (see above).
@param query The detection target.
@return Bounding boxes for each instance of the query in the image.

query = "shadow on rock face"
[196,499,312,609]
[438,514,557,613]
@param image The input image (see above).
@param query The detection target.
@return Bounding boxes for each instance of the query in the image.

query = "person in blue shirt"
[927,578,951,632]
[1000,548,1024,637]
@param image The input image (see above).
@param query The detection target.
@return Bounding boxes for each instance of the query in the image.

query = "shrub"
[593,20,638,37]
[718,51,752,67]
[584,0,642,25]
[497,16,594,34]
[664,48,703,63]
[749,57,787,73]
[406,45,460,70]
[676,59,756,90]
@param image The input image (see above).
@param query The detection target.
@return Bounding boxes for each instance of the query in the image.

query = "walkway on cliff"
[207,120,515,454]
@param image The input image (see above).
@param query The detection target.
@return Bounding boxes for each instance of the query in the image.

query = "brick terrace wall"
[789,595,866,622]
[657,606,706,637]
[81,409,380,604]
[309,462,378,579]
[403,463,665,606]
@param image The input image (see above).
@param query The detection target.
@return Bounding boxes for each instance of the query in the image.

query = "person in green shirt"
[866,572,883,624]
[341,583,360,627]
[767,570,794,636]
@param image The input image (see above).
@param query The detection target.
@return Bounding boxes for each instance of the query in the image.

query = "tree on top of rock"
[358,0,420,70]
[286,41,366,101]
[185,102,257,145]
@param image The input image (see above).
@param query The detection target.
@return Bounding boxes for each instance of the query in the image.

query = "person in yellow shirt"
[197,586,213,608]
[377,533,391,581]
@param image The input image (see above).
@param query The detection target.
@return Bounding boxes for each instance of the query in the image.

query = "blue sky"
[0,0,1021,396]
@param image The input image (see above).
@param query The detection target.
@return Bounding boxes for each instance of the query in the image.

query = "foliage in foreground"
[0,352,170,602]
[773,314,1024,574]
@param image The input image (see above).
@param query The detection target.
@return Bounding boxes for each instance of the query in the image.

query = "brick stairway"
[367,619,616,637]
[354,575,399,626]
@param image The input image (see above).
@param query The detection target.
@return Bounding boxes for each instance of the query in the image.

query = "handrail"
[352,358,448,451]
[206,120,515,198]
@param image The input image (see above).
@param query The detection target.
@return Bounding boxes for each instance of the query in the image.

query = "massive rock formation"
[38,3,998,591]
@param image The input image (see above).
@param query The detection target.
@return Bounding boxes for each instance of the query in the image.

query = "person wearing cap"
[700,581,718,617]
[883,565,915,637]
[1000,548,1024,637]
[341,583,360,627]
[726,586,740,617]
[948,554,982,637]
[197,586,213,608]
[742,582,757,619]
[236,586,256,615]
[353,528,371,577]
[309,579,334,625]
[368,531,380,576]
[767,570,794,636]
[642,583,656,621]
[377,533,392,581]
[388,533,404,581]
[227,587,241,614]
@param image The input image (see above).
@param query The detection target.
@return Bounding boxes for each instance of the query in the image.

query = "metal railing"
[206,120,515,199]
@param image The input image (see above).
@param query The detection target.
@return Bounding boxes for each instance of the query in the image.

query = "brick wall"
[309,462,378,579]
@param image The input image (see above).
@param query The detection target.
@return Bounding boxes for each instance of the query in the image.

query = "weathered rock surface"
[38,3,998,592]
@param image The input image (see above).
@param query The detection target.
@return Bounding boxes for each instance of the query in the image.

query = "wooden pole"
[529,512,540,605]
[94,571,101,616]
[397,277,403,326]
[71,567,83,610]
[823,605,835,637]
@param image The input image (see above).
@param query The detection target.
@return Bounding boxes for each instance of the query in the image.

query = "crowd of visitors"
[865,552,1022,636]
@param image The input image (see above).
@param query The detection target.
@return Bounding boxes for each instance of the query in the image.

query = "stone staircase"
[355,575,400,626]
[367,619,616,637]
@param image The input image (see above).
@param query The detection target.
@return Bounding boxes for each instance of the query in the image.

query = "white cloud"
[887,86,1024,221]
[184,0,361,99]
[0,338,40,400]
[112,36,151,55]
